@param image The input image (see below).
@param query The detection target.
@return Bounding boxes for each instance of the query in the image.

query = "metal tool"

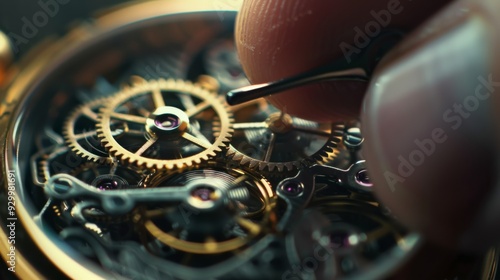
[226,30,404,105]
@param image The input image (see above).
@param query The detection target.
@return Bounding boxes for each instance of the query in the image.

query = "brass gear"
[227,99,344,173]
[63,98,124,164]
[96,78,233,170]
[39,146,77,183]
[138,162,277,255]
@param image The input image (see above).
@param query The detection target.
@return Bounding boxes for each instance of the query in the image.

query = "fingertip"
[265,81,367,122]
[236,0,454,121]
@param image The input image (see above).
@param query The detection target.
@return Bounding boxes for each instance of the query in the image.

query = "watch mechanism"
[0,2,422,279]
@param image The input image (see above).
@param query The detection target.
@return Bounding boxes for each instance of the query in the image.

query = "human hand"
[235,0,500,252]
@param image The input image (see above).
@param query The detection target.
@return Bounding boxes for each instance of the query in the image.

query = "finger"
[361,0,500,252]
[235,0,453,122]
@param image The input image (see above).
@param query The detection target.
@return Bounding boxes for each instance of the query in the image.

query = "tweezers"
[226,30,404,105]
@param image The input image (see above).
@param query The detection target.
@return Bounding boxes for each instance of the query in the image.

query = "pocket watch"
[0,1,497,279]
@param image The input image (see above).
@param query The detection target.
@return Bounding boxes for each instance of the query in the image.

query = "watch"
[0,1,497,279]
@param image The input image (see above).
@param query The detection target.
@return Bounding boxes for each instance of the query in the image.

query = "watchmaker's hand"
[236,0,500,252]
[362,0,500,252]
[235,0,452,122]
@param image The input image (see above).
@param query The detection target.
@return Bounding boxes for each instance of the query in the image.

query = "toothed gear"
[138,162,276,255]
[40,146,77,183]
[97,78,233,170]
[227,99,344,173]
[63,98,123,164]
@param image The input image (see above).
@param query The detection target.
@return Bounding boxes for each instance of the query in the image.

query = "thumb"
[362,0,500,252]
[235,0,453,122]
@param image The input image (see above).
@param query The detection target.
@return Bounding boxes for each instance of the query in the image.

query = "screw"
[343,127,364,150]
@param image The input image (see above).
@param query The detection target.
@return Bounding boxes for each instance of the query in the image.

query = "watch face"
[0,2,419,279]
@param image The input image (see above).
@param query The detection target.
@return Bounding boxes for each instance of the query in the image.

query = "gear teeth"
[63,98,114,164]
[96,78,233,171]
[309,124,344,165]
[226,100,344,176]
[39,158,49,183]
[39,146,73,183]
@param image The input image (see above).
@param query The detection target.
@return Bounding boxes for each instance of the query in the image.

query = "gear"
[227,99,343,173]
[63,98,127,164]
[97,78,233,170]
[40,145,82,183]
[137,162,276,255]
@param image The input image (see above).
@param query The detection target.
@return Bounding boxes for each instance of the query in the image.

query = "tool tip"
[226,83,269,105]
